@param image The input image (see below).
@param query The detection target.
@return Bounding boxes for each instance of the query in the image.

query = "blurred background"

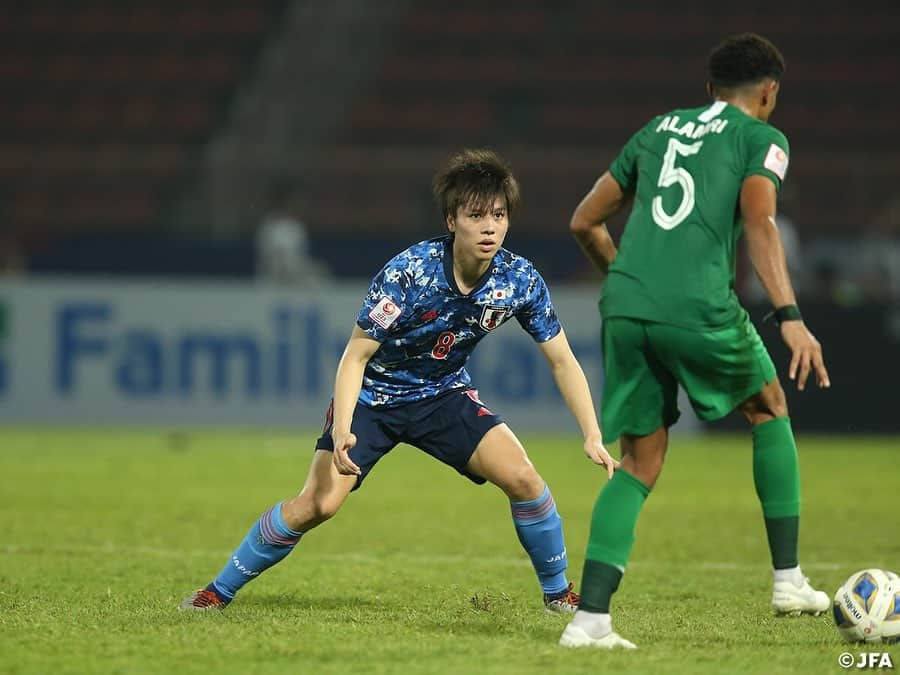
[0,0,898,434]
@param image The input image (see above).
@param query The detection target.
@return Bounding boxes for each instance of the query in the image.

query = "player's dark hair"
[432,149,521,221]
[708,33,785,90]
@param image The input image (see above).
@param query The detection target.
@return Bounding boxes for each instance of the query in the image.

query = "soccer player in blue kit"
[180,149,618,613]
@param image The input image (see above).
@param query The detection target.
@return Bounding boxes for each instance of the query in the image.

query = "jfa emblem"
[479,305,508,331]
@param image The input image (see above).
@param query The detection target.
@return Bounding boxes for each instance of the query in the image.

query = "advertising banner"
[1,279,695,433]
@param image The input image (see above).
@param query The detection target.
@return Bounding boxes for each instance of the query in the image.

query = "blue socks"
[510,485,568,596]
[210,502,303,601]
[207,492,567,602]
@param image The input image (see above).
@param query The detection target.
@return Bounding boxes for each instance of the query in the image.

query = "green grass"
[1,429,898,674]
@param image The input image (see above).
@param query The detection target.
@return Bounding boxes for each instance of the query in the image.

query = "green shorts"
[600,314,777,443]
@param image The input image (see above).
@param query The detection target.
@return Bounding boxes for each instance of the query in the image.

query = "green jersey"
[601,101,790,329]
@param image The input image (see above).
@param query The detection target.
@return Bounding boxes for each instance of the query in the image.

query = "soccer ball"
[832,568,900,644]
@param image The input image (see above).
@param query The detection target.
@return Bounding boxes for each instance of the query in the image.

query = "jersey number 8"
[652,138,703,230]
[431,331,456,360]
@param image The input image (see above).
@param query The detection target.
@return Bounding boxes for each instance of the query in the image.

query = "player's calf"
[179,502,303,609]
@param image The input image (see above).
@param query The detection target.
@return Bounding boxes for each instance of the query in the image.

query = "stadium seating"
[0,1,284,249]
[6,2,897,276]
[320,2,899,240]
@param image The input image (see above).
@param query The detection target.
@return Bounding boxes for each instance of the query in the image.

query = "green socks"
[752,416,801,569]
[580,469,650,613]
[579,418,802,614]
[580,560,624,613]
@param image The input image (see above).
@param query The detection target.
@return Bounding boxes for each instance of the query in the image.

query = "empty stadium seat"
[324,2,899,239]
[1,1,285,249]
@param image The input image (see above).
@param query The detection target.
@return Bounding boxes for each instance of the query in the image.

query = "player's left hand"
[584,434,618,480]
[780,320,830,391]
[331,430,361,476]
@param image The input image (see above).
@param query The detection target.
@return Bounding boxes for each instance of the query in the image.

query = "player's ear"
[760,79,777,107]
[445,212,455,232]
[706,81,715,99]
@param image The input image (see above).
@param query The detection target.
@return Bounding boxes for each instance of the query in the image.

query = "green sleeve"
[609,117,659,193]
[744,124,790,191]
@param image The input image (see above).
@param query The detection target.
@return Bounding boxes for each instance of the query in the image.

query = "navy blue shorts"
[316,388,505,491]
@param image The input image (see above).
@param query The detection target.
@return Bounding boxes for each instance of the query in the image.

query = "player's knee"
[740,380,789,424]
[284,491,342,530]
[769,381,789,418]
[308,495,342,524]
[623,456,662,489]
[768,398,789,420]
[310,503,339,525]
[739,405,762,425]
[502,465,545,502]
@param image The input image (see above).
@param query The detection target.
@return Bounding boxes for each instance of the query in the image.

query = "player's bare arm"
[536,329,618,478]
[570,171,630,275]
[741,175,830,391]
[331,325,382,475]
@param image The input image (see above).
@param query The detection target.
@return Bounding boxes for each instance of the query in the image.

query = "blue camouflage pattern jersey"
[356,236,561,407]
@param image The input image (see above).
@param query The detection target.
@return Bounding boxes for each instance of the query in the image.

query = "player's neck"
[451,249,491,294]
[714,95,763,121]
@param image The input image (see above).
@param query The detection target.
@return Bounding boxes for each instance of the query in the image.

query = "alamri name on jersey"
[655,115,729,140]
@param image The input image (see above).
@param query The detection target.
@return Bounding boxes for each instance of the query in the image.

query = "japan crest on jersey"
[479,305,508,331]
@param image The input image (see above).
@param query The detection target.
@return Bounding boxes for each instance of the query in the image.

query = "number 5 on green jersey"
[652,138,703,230]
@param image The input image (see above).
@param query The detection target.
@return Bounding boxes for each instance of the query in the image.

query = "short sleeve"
[356,261,410,342]
[744,125,790,192]
[608,117,659,193]
[515,266,562,343]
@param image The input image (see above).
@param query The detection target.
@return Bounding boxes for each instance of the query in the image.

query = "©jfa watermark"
[838,652,895,670]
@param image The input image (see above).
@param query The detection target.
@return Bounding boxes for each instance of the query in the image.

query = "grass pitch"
[1,429,898,674]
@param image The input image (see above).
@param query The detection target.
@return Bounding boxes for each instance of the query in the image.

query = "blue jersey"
[356,236,561,407]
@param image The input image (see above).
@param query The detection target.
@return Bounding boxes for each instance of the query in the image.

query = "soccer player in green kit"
[558,34,832,649]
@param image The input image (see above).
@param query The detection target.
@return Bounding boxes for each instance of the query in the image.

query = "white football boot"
[772,577,830,616]
[559,623,637,649]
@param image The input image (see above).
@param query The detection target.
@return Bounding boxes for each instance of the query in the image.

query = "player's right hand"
[779,321,830,391]
[583,433,619,480]
[331,431,361,475]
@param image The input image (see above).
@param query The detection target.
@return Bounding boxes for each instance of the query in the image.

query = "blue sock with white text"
[210,502,303,600]
[510,485,568,596]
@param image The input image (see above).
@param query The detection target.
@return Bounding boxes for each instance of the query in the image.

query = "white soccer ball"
[832,568,900,644]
